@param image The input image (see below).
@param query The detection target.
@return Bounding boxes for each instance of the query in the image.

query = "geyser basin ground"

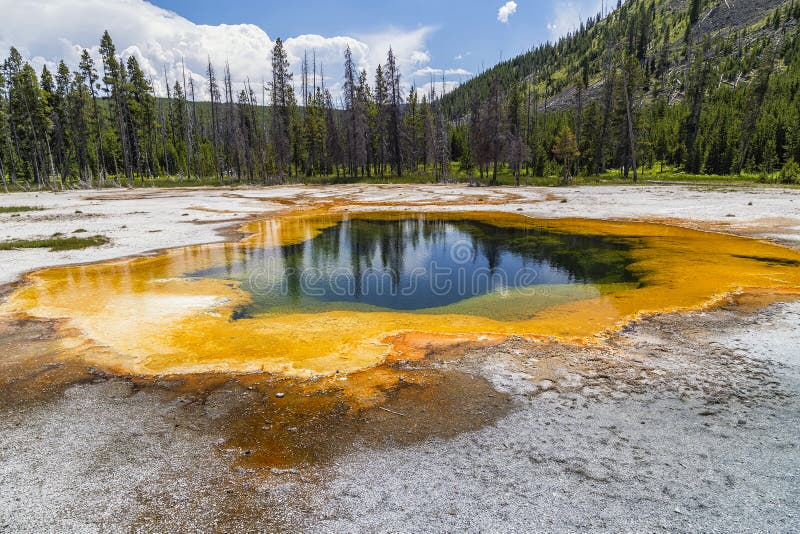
[2,188,800,531]
[3,210,800,377]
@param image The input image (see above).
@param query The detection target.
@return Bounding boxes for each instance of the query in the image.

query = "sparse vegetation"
[779,158,800,184]
[0,234,109,251]
[0,205,44,213]
[552,126,580,185]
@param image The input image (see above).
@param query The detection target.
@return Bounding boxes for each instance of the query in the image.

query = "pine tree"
[402,86,421,173]
[270,38,292,182]
[737,44,776,174]
[323,88,342,177]
[68,69,93,184]
[8,57,52,186]
[126,55,156,182]
[620,54,644,182]
[52,61,72,183]
[342,47,367,177]
[506,82,529,186]
[99,30,133,184]
[485,78,504,185]
[552,126,580,184]
[384,48,403,177]
[0,65,9,190]
[595,32,617,175]
[684,44,709,174]
[356,69,372,177]
[373,64,388,177]
[206,57,222,181]
[2,2,800,189]
[78,49,105,186]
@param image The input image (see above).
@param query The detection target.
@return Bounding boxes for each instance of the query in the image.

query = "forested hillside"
[445,0,800,182]
[1,0,799,190]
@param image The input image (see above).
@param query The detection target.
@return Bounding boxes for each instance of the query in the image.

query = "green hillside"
[443,0,800,180]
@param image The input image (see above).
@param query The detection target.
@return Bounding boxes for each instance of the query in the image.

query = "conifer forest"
[1,0,799,190]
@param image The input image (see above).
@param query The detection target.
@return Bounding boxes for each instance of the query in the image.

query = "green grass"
[0,234,109,251]
[566,171,769,186]
[0,205,44,213]
[1,164,788,191]
[297,163,780,187]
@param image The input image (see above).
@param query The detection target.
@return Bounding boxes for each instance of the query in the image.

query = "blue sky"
[151,0,602,82]
[1,0,605,100]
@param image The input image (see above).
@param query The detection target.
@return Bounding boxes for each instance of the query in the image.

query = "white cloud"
[497,1,518,24]
[356,26,435,75]
[410,50,432,64]
[0,0,436,101]
[413,67,472,77]
[547,0,603,40]
[0,0,272,99]
[283,34,366,97]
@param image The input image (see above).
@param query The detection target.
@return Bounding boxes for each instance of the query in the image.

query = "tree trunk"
[623,79,638,183]
[596,36,615,175]
[0,155,8,193]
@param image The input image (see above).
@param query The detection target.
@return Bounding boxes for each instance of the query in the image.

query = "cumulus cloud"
[283,34,366,98]
[546,0,603,40]
[409,67,472,95]
[0,0,436,101]
[413,67,472,77]
[0,0,272,99]
[356,26,435,75]
[497,1,518,23]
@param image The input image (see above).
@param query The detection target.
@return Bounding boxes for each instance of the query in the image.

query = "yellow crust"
[4,210,800,377]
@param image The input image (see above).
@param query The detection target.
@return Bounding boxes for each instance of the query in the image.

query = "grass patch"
[2,165,789,190]
[0,205,44,213]
[0,234,109,251]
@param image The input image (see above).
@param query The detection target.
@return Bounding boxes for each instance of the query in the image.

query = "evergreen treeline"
[0,30,453,190]
[1,0,800,190]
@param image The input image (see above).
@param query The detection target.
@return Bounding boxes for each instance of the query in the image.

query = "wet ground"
[1,298,798,531]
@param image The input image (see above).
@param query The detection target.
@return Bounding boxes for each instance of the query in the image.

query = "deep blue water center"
[191,215,636,316]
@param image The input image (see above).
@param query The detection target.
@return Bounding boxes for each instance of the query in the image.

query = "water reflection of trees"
[294,216,638,287]
[447,220,638,284]
[197,214,640,309]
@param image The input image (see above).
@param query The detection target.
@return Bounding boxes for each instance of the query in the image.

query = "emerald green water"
[191,214,640,321]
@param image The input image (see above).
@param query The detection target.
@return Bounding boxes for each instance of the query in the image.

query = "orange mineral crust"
[4,211,800,377]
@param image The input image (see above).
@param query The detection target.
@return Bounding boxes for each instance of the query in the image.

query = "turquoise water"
[190,214,638,318]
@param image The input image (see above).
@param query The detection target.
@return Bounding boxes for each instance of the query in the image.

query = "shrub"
[0,235,109,251]
[779,158,800,184]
